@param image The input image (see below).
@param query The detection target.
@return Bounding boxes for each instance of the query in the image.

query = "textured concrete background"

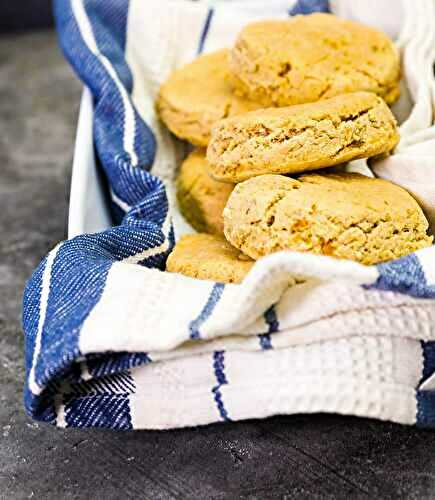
[1,30,435,500]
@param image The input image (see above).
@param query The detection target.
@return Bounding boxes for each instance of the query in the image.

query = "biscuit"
[177,149,234,235]
[230,13,400,107]
[207,92,399,182]
[166,234,254,284]
[223,173,432,265]
[157,49,262,146]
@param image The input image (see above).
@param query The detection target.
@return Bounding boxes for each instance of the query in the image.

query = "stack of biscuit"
[156,13,432,284]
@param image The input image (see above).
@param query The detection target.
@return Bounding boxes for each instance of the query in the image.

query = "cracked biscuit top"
[223,173,433,265]
[229,13,400,107]
[207,92,399,182]
[156,49,263,146]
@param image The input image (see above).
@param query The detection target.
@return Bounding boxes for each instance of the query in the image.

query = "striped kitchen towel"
[22,0,435,430]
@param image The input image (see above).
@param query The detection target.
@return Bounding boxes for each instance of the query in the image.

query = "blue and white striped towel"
[22,0,435,430]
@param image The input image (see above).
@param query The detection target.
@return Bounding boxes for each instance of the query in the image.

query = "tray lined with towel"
[23,0,435,429]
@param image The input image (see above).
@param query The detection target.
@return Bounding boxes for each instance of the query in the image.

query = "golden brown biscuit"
[207,92,399,182]
[223,173,432,265]
[157,49,263,146]
[177,149,234,235]
[230,13,400,107]
[166,234,254,284]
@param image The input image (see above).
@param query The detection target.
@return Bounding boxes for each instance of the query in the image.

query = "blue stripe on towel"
[289,0,330,15]
[189,283,225,340]
[259,334,273,350]
[24,240,112,409]
[197,7,214,55]
[212,351,231,421]
[258,305,279,350]
[417,391,435,428]
[65,394,133,429]
[84,0,132,90]
[416,341,435,428]
[420,341,435,386]
[86,352,152,378]
[370,254,435,298]
[70,371,135,397]
[56,0,157,210]
[265,305,279,333]
[64,368,136,429]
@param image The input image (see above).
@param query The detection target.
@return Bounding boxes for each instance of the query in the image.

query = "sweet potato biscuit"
[223,173,432,265]
[207,92,399,182]
[166,234,254,284]
[177,149,233,235]
[229,13,400,107]
[157,49,262,146]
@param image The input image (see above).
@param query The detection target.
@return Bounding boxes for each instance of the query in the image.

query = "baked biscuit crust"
[166,234,254,283]
[177,149,233,235]
[223,173,432,265]
[230,13,400,107]
[157,50,262,146]
[207,92,399,182]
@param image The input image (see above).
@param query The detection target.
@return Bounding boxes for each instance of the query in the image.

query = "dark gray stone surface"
[1,30,435,500]
[0,1,53,33]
